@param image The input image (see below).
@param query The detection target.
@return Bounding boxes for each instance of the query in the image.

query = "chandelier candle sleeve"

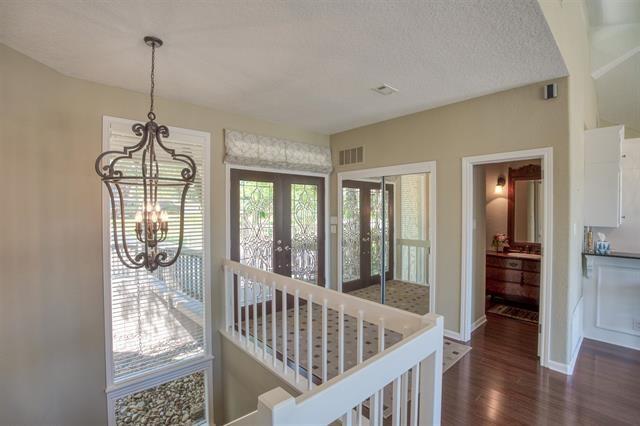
[95,36,197,272]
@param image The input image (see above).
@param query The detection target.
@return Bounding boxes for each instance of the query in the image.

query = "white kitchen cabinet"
[584,125,624,228]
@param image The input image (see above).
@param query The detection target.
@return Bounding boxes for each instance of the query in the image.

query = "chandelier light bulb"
[160,211,169,222]
[134,211,143,223]
[155,203,161,212]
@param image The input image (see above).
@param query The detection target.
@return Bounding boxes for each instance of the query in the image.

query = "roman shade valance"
[224,129,333,174]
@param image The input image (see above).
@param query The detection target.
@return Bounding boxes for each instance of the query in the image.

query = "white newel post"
[256,387,296,425]
[418,314,443,426]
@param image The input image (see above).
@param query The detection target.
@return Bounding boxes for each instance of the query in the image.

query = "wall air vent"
[339,146,364,166]
[371,84,398,95]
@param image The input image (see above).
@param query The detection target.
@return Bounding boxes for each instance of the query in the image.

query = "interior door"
[342,180,393,292]
[230,169,325,327]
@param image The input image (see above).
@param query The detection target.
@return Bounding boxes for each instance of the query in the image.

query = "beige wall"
[538,0,599,362]
[330,78,571,362]
[221,336,300,423]
[0,43,328,425]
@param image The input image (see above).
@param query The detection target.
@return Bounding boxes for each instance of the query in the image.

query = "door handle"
[284,245,291,251]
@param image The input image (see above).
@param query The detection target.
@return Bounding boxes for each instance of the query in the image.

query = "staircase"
[221,259,443,426]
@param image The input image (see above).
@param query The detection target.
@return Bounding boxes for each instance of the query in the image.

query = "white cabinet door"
[584,126,623,227]
[585,162,621,227]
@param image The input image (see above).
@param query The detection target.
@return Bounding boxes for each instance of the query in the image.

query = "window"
[103,117,212,425]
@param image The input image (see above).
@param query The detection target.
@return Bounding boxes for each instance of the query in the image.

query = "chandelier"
[95,36,196,272]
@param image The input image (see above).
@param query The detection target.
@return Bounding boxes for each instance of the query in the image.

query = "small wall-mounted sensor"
[543,83,558,99]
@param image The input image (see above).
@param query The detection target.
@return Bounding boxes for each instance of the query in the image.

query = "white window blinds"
[105,118,208,382]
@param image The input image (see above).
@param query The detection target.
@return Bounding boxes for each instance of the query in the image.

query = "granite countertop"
[583,251,640,260]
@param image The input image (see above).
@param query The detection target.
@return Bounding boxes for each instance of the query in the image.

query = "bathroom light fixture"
[495,175,506,194]
[95,36,196,272]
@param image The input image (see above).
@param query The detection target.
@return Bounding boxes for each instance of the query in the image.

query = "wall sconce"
[495,175,506,194]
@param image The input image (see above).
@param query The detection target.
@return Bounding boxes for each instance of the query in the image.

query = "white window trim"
[224,163,332,289]
[101,116,214,424]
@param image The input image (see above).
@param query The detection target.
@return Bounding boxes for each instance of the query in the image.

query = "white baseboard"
[471,315,487,333]
[444,329,463,341]
[547,335,584,376]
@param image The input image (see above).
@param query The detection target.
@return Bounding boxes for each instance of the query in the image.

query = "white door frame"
[337,161,437,314]
[225,163,332,288]
[460,148,553,368]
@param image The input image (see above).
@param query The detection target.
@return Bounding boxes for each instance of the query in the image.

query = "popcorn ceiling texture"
[0,0,566,134]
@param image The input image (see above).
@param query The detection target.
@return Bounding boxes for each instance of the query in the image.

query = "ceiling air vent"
[371,84,398,95]
[339,146,364,166]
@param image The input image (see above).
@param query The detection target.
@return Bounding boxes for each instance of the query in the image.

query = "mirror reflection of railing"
[156,248,203,302]
[397,239,430,285]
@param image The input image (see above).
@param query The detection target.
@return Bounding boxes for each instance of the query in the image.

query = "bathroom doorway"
[461,149,553,366]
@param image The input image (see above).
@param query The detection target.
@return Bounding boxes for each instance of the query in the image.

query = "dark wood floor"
[442,313,640,425]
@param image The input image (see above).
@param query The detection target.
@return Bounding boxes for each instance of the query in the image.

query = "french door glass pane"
[239,180,274,304]
[342,187,361,282]
[370,188,390,276]
[291,183,319,283]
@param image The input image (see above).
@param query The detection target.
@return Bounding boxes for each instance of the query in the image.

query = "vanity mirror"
[507,164,543,252]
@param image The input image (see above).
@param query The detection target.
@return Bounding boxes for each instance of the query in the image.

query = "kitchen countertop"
[583,251,640,260]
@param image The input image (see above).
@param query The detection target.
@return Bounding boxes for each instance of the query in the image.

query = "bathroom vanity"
[486,251,541,306]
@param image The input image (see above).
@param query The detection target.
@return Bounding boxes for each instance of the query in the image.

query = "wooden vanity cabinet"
[486,252,540,306]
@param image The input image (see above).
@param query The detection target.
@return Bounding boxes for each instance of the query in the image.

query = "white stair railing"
[222,259,443,426]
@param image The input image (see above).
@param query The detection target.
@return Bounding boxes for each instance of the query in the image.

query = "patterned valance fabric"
[224,129,333,174]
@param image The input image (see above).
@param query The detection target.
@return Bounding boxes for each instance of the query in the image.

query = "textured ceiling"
[0,0,567,134]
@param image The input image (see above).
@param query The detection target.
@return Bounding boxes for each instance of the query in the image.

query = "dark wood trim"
[507,164,542,252]
[229,168,325,325]
[342,179,394,292]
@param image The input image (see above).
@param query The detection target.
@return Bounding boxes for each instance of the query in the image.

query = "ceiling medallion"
[95,36,196,271]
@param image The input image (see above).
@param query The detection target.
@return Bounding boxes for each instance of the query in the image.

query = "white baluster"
[224,266,231,331]
[244,276,250,347]
[342,408,353,426]
[321,299,328,383]
[392,377,401,426]
[262,282,267,359]
[370,392,380,426]
[339,304,345,374]
[282,285,288,375]
[253,278,258,353]
[400,371,409,425]
[271,281,277,368]
[294,289,300,383]
[410,363,420,426]
[236,272,242,341]
[307,293,313,390]
[378,318,385,423]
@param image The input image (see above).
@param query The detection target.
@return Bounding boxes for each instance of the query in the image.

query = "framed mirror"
[507,164,542,252]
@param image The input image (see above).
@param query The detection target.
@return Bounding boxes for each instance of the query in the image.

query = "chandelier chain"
[149,42,156,120]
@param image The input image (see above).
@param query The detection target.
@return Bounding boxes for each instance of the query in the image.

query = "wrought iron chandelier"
[95,36,196,272]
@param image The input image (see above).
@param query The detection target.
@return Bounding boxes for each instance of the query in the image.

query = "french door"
[230,169,325,305]
[342,180,394,291]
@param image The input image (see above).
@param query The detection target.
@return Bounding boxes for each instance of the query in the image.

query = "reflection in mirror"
[507,163,542,251]
[340,173,430,315]
[514,180,543,243]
